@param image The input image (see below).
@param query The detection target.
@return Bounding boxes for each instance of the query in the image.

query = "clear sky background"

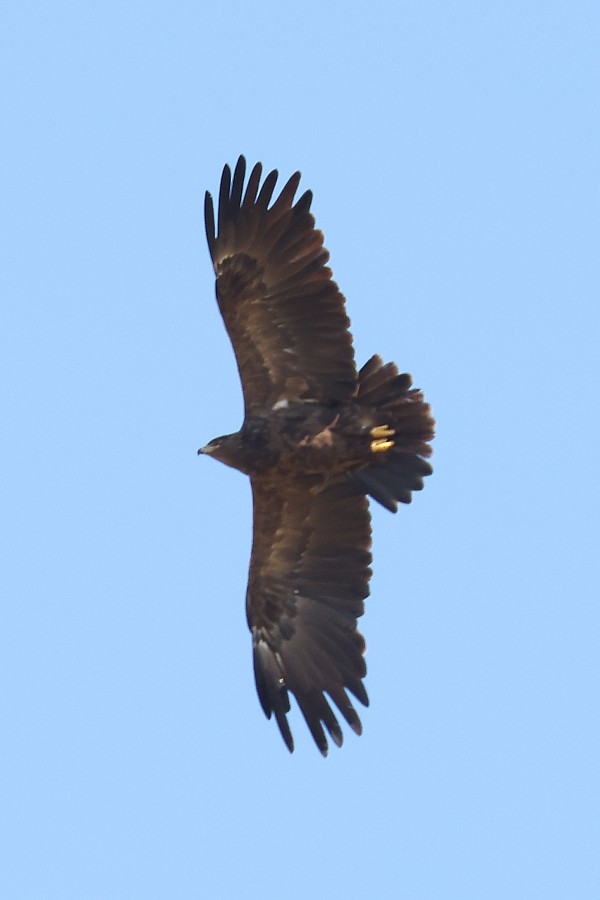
[2,2,598,898]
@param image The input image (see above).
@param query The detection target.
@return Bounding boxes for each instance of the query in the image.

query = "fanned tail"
[352,355,435,512]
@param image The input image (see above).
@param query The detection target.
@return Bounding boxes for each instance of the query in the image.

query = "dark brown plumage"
[200,156,434,755]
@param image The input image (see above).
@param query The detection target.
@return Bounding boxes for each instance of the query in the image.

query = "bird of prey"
[199,156,434,755]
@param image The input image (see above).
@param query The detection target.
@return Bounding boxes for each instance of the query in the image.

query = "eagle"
[199,157,434,755]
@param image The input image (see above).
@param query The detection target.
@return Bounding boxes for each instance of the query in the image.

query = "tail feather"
[353,355,434,512]
[357,354,413,406]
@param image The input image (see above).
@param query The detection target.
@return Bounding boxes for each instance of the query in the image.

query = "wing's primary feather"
[204,156,358,415]
[247,475,372,755]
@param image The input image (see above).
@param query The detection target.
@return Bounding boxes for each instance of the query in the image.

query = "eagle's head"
[198,432,249,474]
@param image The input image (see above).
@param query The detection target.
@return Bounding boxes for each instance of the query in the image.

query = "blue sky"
[2,1,599,897]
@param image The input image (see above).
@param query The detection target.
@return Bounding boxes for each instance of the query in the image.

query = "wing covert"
[246,474,372,755]
[205,156,358,415]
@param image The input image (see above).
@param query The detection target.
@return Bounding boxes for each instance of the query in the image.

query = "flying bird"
[199,156,434,755]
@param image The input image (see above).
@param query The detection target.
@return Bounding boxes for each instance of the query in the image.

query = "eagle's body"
[200,157,434,755]
[204,402,400,476]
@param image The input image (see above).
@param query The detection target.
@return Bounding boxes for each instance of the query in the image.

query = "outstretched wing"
[247,474,372,755]
[204,157,357,416]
